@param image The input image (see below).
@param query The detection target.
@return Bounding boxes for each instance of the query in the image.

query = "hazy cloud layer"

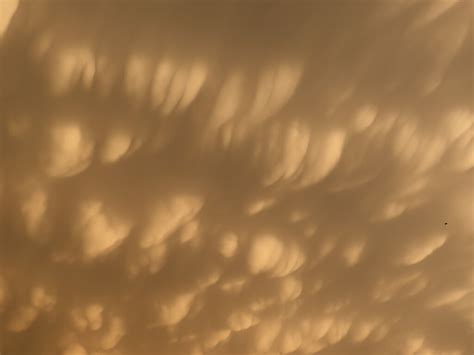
[1,1,473,354]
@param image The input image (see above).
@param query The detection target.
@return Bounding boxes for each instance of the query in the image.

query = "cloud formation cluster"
[1,1,473,354]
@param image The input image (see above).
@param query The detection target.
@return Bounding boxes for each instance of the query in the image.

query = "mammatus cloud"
[1,0,473,354]
[0,0,18,38]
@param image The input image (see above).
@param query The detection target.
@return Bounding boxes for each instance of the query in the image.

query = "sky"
[0,0,473,354]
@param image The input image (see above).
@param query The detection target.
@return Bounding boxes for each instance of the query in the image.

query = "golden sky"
[0,1,473,354]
